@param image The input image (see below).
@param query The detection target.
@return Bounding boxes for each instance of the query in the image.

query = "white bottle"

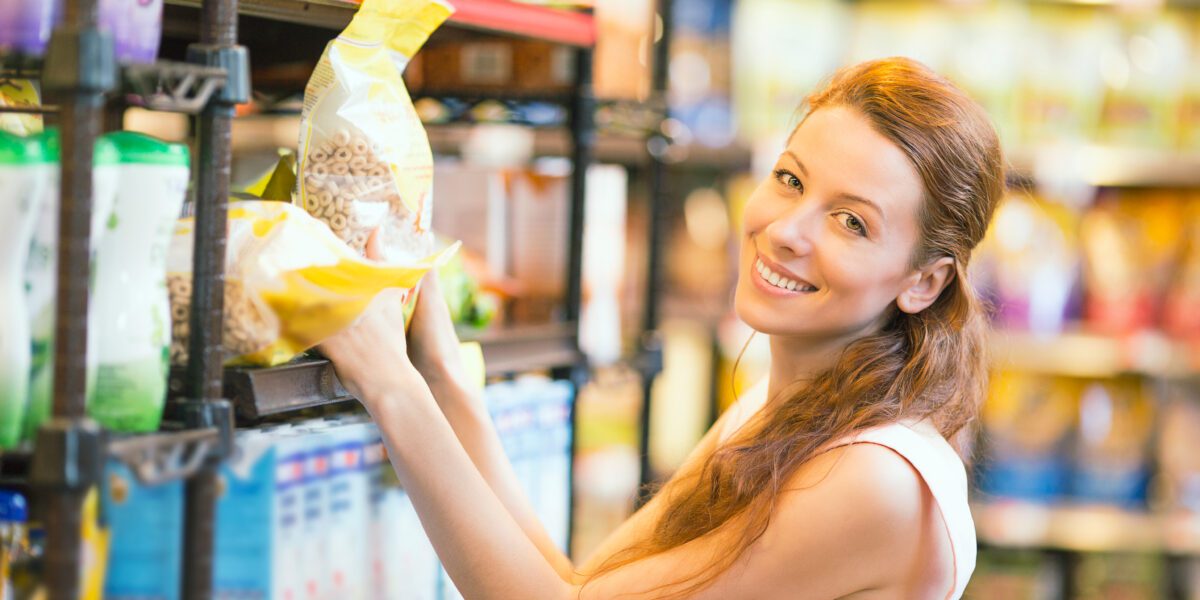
[0,131,48,449]
[88,132,189,432]
[22,129,119,440]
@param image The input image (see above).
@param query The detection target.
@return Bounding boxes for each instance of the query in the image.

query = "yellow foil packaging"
[167,200,457,367]
[295,0,452,264]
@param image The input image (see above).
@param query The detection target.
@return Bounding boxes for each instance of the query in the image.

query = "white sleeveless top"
[720,379,976,599]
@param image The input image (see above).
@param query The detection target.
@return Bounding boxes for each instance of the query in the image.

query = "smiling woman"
[320,56,1005,600]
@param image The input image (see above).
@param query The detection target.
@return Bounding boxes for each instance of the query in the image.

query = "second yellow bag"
[167,200,457,367]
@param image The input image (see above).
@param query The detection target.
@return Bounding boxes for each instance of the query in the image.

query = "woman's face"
[734,105,927,342]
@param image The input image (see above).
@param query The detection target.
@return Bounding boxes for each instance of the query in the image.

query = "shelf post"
[176,0,249,596]
[636,0,673,506]
[564,41,594,560]
[566,47,594,325]
[34,0,116,595]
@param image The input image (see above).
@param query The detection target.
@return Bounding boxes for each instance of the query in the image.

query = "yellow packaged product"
[295,0,452,262]
[167,200,457,367]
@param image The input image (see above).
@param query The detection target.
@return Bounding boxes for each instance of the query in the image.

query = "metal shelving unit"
[165,0,596,44]
[5,0,600,594]
[164,324,583,422]
[0,0,244,595]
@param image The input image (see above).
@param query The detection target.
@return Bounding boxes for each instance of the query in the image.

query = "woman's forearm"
[427,373,578,582]
[369,371,574,599]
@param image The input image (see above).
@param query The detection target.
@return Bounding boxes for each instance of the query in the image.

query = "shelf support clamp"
[185,44,250,107]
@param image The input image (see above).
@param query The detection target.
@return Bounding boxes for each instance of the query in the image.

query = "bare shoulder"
[731,443,933,598]
[789,442,927,522]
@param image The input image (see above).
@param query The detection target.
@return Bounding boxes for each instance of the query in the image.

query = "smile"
[755,257,818,293]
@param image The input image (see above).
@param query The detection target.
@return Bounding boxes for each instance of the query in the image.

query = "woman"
[322,57,1003,599]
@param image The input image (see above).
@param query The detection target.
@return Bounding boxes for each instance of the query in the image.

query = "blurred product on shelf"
[0,0,165,62]
[1081,190,1189,337]
[428,159,628,356]
[973,188,1200,344]
[1071,379,1153,507]
[295,0,448,265]
[973,193,1080,335]
[0,0,57,56]
[437,244,499,333]
[88,132,189,433]
[106,0,166,64]
[412,37,574,94]
[1157,384,1200,514]
[22,130,119,444]
[579,165,628,366]
[59,378,565,598]
[978,371,1076,502]
[164,200,453,367]
[0,132,48,449]
[0,80,43,138]
[667,0,735,149]
[102,460,184,600]
[965,549,1063,600]
[592,0,652,100]
[730,0,1200,157]
[1160,201,1200,340]
[0,491,32,599]
[732,0,845,145]
[980,368,1193,513]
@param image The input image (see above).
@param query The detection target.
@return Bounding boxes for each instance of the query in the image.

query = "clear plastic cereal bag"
[296,0,452,261]
[167,200,457,367]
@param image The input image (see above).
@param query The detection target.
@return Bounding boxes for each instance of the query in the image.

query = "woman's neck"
[766,333,855,400]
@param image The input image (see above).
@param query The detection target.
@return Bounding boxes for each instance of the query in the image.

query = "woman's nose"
[764,206,817,259]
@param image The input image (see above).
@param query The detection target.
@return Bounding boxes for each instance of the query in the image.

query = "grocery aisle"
[1,0,1198,599]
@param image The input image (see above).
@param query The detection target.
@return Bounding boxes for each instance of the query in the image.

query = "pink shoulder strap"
[830,423,976,600]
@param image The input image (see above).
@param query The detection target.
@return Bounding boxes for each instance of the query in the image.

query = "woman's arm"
[399,275,575,581]
[323,286,935,600]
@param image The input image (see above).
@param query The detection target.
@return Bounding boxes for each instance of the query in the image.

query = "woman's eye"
[836,212,867,236]
[773,169,803,192]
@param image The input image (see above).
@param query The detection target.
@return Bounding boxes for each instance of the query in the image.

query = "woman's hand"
[319,287,421,411]
[406,270,472,392]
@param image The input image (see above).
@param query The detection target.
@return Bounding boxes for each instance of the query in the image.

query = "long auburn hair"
[586,57,1005,597]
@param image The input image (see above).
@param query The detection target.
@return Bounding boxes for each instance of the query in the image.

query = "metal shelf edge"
[169,323,582,422]
[164,0,596,46]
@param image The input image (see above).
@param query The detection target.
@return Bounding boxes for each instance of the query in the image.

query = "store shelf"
[164,0,595,46]
[974,501,1200,555]
[471,321,582,376]
[0,57,227,115]
[425,122,751,168]
[989,329,1198,379]
[108,428,221,485]
[0,428,220,489]
[1008,145,1200,188]
[169,323,581,421]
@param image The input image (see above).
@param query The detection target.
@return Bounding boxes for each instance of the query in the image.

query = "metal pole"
[565,47,594,324]
[563,44,594,559]
[51,0,102,428]
[36,0,115,595]
[180,0,245,597]
[636,0,672,504]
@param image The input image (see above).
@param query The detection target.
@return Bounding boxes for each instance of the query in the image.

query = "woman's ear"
[897,256,955,315]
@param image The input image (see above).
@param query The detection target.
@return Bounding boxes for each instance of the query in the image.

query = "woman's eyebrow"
[836,192,887,225]
[785,150,887,224]
[784,150,808,177]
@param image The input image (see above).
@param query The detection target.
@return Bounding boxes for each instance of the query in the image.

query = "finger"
[364,226,383,261]
[414,271,452,321]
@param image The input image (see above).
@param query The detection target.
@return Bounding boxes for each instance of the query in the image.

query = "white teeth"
[755,257,813,292]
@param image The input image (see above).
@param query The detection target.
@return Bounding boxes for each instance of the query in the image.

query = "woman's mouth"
[754,257,818,294]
